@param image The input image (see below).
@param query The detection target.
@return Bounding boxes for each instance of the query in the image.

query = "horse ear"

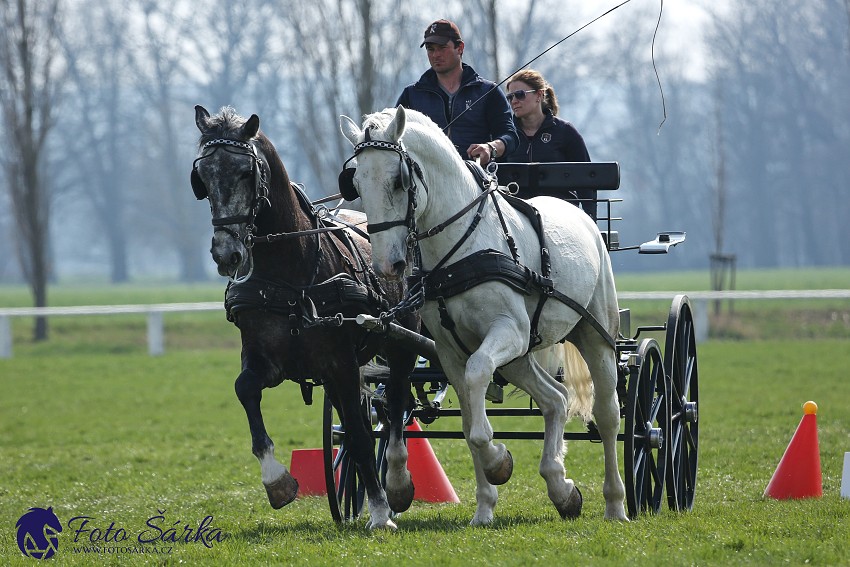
[195,105,212,133]
[339,115,360,146]
[243,114,260,139]
[387,105,407,143]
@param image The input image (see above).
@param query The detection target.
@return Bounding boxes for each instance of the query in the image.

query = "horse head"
[339,105,430,280]
[192,105,270,279]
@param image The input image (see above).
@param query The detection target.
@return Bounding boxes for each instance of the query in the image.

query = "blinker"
[191,167,208,200]
[338,167,358,201]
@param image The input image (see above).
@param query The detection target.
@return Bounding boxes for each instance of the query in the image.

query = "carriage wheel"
[323,392,377,523]
[664,294,700,512]
[623,338,670,518]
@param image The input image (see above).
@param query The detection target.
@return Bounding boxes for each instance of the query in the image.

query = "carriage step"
[486,382,504,403]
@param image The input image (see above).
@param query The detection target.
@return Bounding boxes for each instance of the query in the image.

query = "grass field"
[1,271,849,565]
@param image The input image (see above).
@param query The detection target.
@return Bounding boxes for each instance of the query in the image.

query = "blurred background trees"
[1,0,848,301]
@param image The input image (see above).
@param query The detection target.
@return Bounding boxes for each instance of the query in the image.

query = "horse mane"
[199,106,290,198]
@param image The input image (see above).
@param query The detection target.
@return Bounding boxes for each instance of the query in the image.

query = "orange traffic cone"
[290,448,336,497]
[406,419,460,503]
[764,401,822,499]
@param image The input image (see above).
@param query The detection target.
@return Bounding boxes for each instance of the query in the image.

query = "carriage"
[192,105,698,530]
[324,159,699,522]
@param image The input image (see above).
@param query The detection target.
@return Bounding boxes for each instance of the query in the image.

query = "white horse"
[339,106,628,524]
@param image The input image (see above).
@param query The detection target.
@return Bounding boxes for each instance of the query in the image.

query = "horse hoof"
[264,473,299,509]
[484,449,513,486]
[558,485,583,520]
[387,480,415,513]
[368,518,398,531]
[470,512,494,527]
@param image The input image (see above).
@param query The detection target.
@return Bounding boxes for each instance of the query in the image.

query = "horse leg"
[234,366,298,509]
[501,354,584,519]
[382,344,417,513]
[447,359,499,526]
[330,367,396,530]
[572,325,628,521]
[462,322,530,486]
[440,322,525,525]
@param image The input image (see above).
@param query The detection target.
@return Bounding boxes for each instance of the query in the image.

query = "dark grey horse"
[192,105,419,529]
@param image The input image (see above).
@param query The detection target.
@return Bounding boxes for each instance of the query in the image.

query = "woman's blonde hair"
[507,69,559,117]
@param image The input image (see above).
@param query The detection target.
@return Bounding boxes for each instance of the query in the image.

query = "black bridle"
[341,129,427,238]
[192,138,270,250]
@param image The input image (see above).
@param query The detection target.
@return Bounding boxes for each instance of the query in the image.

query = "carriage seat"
[496,162,620,251]
[495,162,620,199]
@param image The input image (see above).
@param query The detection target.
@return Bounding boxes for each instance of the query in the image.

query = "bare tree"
[0,0,63,339]
[58,1,133,282]
[706,0,850,266]
[128,0,209,282]
[277,0,419,195]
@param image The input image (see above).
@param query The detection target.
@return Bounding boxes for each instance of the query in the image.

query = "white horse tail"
[535,342,594,423]
[560,341,594,423]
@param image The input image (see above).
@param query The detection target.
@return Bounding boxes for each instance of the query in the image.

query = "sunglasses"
[506,89,536,102]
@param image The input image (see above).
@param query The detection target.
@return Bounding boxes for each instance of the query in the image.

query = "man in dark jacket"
[396,19,519,164]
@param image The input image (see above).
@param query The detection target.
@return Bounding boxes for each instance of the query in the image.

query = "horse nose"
[210,238,243,274]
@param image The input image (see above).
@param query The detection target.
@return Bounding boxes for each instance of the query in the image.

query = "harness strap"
[488,192,519,262]
[424,248,616,352]
[416,183,496,242]
[252,183,350,244]
[505,194,551,348]
[212,215,252,226]
[367,219,407,234]
[548,288,616,350]
[320,211,370,241]
[428,188,493,274]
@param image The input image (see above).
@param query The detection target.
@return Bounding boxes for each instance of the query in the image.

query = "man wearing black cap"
[397,19,519,164]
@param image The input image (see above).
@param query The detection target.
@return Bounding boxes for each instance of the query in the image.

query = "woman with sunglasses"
[502,69,597,221]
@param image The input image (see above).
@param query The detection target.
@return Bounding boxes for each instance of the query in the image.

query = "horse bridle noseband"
[192,138,270,249]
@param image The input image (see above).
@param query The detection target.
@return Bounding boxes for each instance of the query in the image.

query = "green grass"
[2,340,850,565]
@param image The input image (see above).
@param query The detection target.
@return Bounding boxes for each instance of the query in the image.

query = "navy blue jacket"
[397,63,519,159]
[502,110,596,220]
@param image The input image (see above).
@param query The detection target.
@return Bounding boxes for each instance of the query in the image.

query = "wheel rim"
[624,338,669,517]
[664,295,700,511]
[323,393,368,522]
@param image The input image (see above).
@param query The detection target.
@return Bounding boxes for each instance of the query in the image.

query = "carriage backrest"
[496,162,620,200]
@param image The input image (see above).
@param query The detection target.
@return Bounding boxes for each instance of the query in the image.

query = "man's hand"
[466,140,503,163]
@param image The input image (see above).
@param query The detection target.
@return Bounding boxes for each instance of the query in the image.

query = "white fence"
[0,302,221,359]
[1,290,848,359]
